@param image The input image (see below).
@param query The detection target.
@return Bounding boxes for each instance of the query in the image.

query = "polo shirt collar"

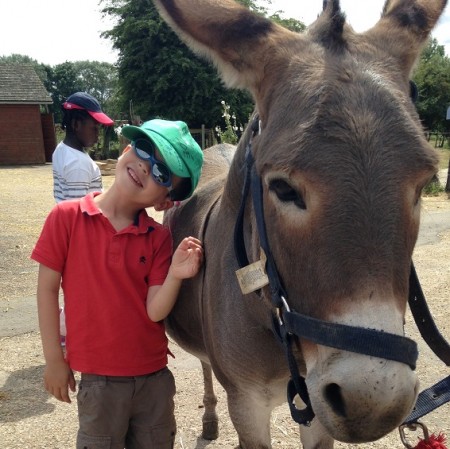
[80,193,156,235]
[80,192,102,216]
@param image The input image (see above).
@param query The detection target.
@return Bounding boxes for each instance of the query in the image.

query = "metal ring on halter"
[399,422,429,449]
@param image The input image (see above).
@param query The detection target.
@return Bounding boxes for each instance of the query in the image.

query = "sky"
[1,0,449,66]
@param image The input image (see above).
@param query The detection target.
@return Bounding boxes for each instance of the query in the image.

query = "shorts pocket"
[77,378,106,408]
[76,432,112,449]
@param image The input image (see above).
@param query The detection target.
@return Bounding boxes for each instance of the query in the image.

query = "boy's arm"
[146,237,203,322]
[37,264,75,403]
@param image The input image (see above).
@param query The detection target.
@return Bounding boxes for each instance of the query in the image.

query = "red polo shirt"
[31,193,173,376]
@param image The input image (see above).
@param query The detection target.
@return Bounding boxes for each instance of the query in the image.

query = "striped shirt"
[52,142,103,203]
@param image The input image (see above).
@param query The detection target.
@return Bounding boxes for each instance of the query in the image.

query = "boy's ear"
[153,200,175,212]
[71,117,80,132]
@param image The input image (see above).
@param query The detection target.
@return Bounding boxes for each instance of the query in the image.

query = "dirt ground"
[0,164,449,449]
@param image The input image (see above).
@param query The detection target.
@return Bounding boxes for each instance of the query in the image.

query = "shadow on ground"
[0,364,55,422]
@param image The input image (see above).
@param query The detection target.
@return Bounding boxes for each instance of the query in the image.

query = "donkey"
[154,0,448,447]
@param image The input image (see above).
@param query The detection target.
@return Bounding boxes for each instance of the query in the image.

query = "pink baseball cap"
[63,92,114,126]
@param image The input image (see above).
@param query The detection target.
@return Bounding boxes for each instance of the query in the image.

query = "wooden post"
[201,124,206,150]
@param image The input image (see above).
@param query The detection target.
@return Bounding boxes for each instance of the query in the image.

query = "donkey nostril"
[324,383,347,417]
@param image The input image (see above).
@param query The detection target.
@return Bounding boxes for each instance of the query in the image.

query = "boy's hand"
[170,237,203,279]
[146,236,203,321]
[43,359,76,403]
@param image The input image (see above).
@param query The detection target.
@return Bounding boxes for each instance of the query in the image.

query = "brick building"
[0,64,55,165]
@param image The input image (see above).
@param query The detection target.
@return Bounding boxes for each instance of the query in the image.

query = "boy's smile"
[127,166,144,188]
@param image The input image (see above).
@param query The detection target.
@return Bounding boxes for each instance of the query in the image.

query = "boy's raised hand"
[170,237,203,279]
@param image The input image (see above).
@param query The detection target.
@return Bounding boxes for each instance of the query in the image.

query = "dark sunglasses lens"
[133,139,154,159]
[152,163,171,185]
[134,146,150,159]
[133,139,171,186]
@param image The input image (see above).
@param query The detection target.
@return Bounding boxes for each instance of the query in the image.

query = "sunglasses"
[131,139,172,188]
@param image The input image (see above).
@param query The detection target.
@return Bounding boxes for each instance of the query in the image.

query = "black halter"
[233,114,450,426]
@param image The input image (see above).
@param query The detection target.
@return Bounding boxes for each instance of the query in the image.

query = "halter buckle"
[276,295,291,326]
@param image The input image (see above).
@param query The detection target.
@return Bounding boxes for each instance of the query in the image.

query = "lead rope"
[399,266,450,449]
[396,81,450,449]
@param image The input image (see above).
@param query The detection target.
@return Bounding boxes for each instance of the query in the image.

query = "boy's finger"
[59,386,71,403]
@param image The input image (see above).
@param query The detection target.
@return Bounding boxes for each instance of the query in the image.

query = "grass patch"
[438,148,450,170]
[423,180,445,196]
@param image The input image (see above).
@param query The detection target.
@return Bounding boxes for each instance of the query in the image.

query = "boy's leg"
[126,367,177,449]
[76,374,132,449]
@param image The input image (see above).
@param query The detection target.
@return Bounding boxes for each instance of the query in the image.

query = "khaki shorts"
[76,367,176,449]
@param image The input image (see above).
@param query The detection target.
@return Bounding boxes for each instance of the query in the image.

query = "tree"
[47,62,84,123]
[270,13,306,33]
[412,39,450,192]
[413,38,450,132]
[71,61,118,106]
[46,61,118,123]
[100,0,304,129]
[101,0,250,128]
[0,55,118,124]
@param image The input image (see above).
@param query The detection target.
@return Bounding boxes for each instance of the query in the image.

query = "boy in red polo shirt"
[31,119,204,449]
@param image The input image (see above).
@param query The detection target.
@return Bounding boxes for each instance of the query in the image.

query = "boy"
[53,91,114,203]
[31,119,204,449]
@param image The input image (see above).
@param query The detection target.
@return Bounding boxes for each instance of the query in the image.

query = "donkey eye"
[268,179,306,209]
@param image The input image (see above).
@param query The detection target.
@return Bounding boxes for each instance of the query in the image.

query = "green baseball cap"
[121,119,203,199]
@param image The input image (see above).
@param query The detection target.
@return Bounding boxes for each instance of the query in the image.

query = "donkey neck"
[223,113,259,210]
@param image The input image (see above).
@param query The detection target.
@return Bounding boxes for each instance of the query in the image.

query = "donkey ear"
[364,0,448,76]
[308,0,347,51]
[152,0,293,93]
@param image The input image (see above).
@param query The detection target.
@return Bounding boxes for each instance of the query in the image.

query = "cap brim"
[120,125,146,142]
[121,125,190,178]
[87,110,114,126]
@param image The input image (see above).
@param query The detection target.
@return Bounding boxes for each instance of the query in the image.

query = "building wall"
[0,104,46,165]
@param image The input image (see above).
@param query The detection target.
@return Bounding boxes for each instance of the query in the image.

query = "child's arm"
[37,264,76,403]
[146,236,203,322]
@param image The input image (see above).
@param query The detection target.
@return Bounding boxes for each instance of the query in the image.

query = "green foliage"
[48,61,118,123]
[413,38,450,132]
[101,0,254,128]
[269,13,306,32]
[99,0,305,128]
[215,101,243,145]
[423,179,445,196]
[0,54,118,125]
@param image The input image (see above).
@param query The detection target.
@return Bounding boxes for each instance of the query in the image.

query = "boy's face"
[116,144,181,207]
[73,116,100,148]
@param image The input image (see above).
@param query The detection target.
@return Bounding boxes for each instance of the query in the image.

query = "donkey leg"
[300,418,334,449]
[226,389,273,449]
[201,361,219,440]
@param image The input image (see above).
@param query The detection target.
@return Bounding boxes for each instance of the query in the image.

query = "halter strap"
[231,114,450,426]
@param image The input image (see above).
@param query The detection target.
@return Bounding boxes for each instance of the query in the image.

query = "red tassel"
[414,433,448,449]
